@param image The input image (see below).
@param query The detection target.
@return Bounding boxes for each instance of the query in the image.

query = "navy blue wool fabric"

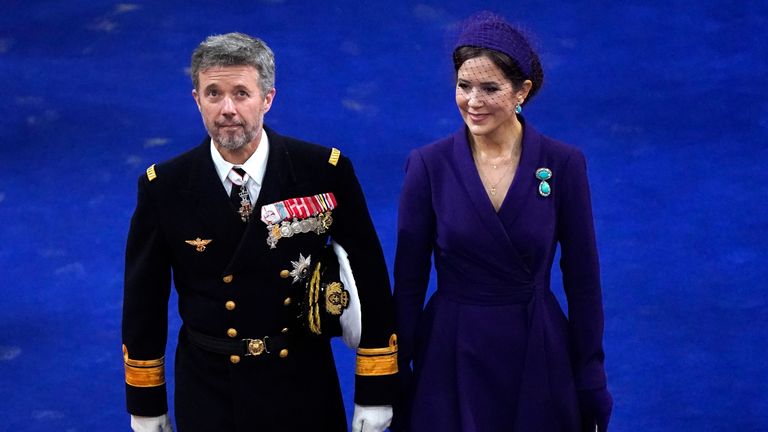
[0,1,766,431]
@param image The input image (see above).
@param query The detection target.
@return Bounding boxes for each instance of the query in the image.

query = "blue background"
[1,1,767,430]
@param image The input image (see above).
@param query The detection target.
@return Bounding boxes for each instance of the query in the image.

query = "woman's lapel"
[497,119,542,227]
[451,127,518,254]
[451,121,542,276]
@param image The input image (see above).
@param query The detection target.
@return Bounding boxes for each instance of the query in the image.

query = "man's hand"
[130,413,173,432]
[351,404,393,432]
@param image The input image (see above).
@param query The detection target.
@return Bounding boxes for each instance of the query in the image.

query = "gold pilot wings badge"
[185,237,212,252]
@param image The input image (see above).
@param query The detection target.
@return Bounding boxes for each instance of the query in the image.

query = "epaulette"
[328,148,341,166]
[146,164,157,182]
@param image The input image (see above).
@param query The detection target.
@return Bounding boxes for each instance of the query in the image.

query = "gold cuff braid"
[123,344,165,388]
[355,334,398,376]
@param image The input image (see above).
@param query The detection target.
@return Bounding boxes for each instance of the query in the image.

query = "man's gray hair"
[191,32,275,95]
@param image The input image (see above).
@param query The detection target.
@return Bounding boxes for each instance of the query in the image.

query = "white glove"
[130,413,173,432]
[351,404,392,432]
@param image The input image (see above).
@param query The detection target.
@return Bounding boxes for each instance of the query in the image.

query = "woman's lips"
[468,112,489,122]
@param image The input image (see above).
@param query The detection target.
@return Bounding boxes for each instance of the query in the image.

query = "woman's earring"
[515,101,523,114]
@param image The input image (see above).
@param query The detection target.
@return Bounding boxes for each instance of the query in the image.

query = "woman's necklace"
[471,128,522,200]
[477,159,513,196]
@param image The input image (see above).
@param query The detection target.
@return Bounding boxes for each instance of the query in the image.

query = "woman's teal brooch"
[536,168,552,197]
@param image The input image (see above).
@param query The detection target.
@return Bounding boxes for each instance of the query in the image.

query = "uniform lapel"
[181,139,245,253]
[254,127,295,210]
[225,128,296,273]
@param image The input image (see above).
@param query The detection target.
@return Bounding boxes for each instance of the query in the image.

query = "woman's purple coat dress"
[394,119,608,431]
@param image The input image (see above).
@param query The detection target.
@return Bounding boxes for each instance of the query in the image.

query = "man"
[122,33,397,431]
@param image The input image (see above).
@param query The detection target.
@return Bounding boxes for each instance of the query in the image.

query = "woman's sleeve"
[556,149,608,391]
[393,149,436,367]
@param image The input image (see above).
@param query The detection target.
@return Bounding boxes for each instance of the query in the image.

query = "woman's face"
[455,56,520,139]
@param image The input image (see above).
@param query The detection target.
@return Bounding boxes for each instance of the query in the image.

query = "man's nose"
[221,97,236,115]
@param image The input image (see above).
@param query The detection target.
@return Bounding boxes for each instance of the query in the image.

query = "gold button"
[281,327,289,334]
[283,297,292,306]
[279,270,290,279]
[225,301,236,311]
[230,355,240,364]
[279,349,289,358]
[223,275,233,283]
[227,328,238,338]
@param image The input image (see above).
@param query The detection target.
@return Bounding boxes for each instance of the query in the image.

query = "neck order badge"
[229,167,252,222]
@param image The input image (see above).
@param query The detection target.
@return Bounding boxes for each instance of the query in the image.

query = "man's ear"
[192,89,202,112]
[262,87,277,114]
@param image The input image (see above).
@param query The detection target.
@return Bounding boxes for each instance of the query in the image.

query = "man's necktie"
[229,167,252,222]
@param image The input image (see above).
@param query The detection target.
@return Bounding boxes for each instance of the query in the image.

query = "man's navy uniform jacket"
[122,127,397,431]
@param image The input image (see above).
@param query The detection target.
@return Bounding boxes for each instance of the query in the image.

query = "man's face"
[192,65,275,150]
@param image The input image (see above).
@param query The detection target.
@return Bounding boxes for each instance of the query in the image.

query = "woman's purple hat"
[454,12,534,78]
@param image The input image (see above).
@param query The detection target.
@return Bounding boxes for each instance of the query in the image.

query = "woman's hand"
[578,387,613,432]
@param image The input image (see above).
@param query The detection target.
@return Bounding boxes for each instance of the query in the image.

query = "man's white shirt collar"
[210,129,269,187]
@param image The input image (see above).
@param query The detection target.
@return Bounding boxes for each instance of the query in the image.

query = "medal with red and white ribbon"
[261,193,337,248]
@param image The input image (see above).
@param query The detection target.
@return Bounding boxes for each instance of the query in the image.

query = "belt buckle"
[245,337,270,356]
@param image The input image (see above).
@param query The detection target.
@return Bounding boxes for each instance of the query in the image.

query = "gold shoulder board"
[146,164,157,182]
[328,148,341,166]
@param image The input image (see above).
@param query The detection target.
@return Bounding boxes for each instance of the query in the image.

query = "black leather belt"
[185,326,291,357]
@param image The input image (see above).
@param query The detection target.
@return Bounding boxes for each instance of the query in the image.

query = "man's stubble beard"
[213,125,258,150]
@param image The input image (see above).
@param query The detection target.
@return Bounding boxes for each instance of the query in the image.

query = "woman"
[393,12,612,431]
